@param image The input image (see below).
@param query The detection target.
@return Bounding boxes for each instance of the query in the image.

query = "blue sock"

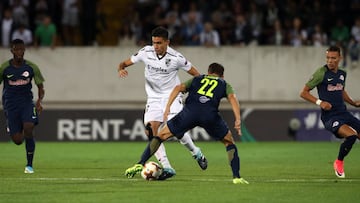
[138,137,162,165]
[338,135,357,160]
[226,144,240,178]
[25,138,35,167]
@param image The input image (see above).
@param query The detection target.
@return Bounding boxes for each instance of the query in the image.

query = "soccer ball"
[141,161,163,181]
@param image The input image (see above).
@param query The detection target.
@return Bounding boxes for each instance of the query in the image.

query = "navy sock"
[25,137,35,167]
[226,144,240,178]
[138,137,162,165]
[338,135,357,161]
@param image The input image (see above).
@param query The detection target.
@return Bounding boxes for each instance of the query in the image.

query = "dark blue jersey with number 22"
[184,74,234,112]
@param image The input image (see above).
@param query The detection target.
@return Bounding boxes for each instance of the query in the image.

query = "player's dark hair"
[327,46,341,55]
[11,38,25,47]
[151,26,169,39]
[208,63,224,77]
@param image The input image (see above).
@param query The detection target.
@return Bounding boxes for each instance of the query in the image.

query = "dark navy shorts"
[322,111,360,139]
[167,108,229,140]
[4,102,38,136]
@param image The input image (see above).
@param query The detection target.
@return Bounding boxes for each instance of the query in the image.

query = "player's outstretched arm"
[300,85,318,104]
[343,90,360,107]
[36,83,45,114]
[187,66,200,77]
[300,85,332,110]
[227,93,241,135]
[118,58,133,78]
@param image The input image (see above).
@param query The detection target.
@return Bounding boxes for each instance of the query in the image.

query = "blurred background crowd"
[1,0,360,66]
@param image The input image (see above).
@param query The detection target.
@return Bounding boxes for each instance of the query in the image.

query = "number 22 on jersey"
[197,77,218,98]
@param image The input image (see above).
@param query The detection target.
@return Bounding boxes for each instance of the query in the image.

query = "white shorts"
[144,95,184,123]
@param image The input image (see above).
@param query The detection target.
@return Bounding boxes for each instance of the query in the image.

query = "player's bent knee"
[12,134,24,145]
[222,132,235,146]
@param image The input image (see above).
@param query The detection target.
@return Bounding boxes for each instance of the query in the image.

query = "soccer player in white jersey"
[118,26,207,180]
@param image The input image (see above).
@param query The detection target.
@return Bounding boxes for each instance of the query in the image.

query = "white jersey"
[131,45,192,98]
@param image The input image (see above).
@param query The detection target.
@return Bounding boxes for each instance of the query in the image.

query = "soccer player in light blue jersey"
[300,46,360,178]
[125,63,249,184]
[0,39,45,174]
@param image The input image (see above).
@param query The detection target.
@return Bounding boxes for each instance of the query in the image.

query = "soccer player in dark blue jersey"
[125,63,249,184]
[0,39,45,174]
[300,46,360,178]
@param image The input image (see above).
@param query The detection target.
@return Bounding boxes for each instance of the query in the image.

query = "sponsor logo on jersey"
[327,78,333,81]
[6,74,14,78]
[147,65,168,73]
[327,83,344,91]
[8,78,30,86]
[199,96,210,103]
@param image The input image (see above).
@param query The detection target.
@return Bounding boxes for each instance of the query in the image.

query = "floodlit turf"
[1,141,360,203]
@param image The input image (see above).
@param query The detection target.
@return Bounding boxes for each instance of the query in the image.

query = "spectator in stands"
[349,17,360,67]
[348,36,360,68]
[311,23,327,47]
[262,0,281,44]
[11,23,32,46]
[199,22,220,47]
[330,19,350,66]
[34,15,57,49]
[264,0,280,29]
[210,2,233,45]
[11,0,29,27]
[248,2,263,45]
[266,19,285,46]
[181,2,202,26]
[1,8,15,47]
[33,0,49,26]
[331,19,350,46]
[288,17,308,46]
[164,4,182,45]
[61,0,80,46]
[307,0,325,30]
[180,11,203,46]
[351,16,360,44]
[231,14,252,46]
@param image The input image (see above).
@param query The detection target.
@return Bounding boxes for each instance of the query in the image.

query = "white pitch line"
[2,177,360,183]
[260,178,360,183]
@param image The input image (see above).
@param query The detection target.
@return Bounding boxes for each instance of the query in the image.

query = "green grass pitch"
[1,141,360,203]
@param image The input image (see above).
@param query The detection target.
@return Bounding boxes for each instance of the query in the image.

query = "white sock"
[179,131,200,156]
[154,143,172,169]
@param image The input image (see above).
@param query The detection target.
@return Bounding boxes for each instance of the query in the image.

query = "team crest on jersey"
[165,59,171,67]
[332,121,339,128]
[22,71,29,77]
[339,75,344,81]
